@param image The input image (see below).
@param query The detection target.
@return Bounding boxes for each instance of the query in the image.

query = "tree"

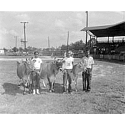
[3,48,7,52]
[12,47,18,52]
[19,47,23,52]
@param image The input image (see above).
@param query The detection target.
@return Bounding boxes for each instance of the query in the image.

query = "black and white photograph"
[0,1,125,118]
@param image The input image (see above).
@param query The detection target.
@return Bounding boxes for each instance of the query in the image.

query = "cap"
[68,51,73,55]
[34,51,39,55]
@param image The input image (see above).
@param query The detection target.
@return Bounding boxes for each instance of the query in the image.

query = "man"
[63,51,74,93]
[31,51,43,94]
[82,49,94,92]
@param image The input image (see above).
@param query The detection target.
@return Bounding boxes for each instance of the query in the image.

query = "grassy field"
[0,56,125,114]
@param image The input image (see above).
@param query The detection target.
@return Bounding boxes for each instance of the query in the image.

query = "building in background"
[0,49,5,55]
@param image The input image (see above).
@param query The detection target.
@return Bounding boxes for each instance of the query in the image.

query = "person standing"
[31,51,43,94]
[63,51,74,93]
[82,49,94,92]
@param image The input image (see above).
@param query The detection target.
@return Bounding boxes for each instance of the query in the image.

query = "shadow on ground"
[96,59,125,65]
[40,83,64,94]
[2,82,64,96]
[54,83,64,93]
[2,83,23,96]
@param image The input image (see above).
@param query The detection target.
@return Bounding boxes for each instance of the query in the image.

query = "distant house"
[0,49,5,55]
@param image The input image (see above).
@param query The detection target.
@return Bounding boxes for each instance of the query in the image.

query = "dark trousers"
[31,70,40,90]
[63,69,72,93]
[82,68,92,91]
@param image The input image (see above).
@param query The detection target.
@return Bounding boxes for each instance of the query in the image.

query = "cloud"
[9,30,18,36]
[1,11,124,49]
[114,11,125,15]
[0,28,9,35]
[16,14,30,22]
[76,12,84,20]
[55,19,65,28]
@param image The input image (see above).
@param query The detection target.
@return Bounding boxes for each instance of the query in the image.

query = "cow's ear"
[17,61,20,64]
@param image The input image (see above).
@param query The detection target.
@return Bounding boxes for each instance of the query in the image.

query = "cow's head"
[54,59,63,70]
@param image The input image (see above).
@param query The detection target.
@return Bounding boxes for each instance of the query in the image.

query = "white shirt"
[32,57,42,70]
[63,57,74,69]
[84,56,94,69]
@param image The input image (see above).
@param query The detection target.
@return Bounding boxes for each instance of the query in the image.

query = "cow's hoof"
[49,90,52,93]
[36,92,40,95]
[18,84,21,87]
[75,90,78,92]
[23,92,27,95]
[29,92,32,94]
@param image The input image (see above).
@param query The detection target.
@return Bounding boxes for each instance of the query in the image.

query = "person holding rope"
[62,51,74,93]
[82,49,94,92]
[31,51,43,94]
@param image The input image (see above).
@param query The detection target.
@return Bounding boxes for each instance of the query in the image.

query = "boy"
[63,51,74,93]
[31,51,43,94]
[82,49,94,92]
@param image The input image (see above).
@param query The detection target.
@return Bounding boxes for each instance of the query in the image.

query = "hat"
[68,51,73,55]
[34,51,39,55]
[85,46,90,52]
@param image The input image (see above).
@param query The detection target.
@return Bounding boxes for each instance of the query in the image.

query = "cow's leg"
[28,83,32,94]
[47,77,52,92]
[51,77,56,92]
[42,80,46,88]
[23,85,27,95]
[22,79,26,95]
[28,79,33,94]
[74,75,78,92]
[36,73,40,94]
[63,70,67,92]
[18,79,23,87]
[31,72,36,95]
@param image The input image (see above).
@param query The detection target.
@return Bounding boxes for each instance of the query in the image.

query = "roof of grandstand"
[81,21,125,37]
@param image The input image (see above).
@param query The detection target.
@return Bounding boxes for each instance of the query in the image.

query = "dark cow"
[17,60,33,94]
[39,59,63,92]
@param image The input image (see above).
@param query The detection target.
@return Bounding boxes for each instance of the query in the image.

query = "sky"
[0,11,125,49]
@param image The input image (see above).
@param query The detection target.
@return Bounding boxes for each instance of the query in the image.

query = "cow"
[62,62,86,92]
[17,60,33,94]
[72,62,86,92]
[39,59,63,92]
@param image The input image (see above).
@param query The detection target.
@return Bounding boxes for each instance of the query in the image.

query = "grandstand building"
[81,21,125,61]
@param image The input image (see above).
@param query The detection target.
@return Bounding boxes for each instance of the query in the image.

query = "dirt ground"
[0,56,125,114]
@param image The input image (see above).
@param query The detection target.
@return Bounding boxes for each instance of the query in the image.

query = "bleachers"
[92,42,125,61]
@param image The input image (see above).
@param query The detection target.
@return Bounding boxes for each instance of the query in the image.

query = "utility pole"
[14,36,18,48]
[67,31,69,54]
[85,11,88,45]
[20,22,28,51]
[48,36,50,49]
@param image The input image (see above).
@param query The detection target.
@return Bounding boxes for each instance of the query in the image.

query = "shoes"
[83,89,86,91]
[85,89,90,92]
[32,90,41,95]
